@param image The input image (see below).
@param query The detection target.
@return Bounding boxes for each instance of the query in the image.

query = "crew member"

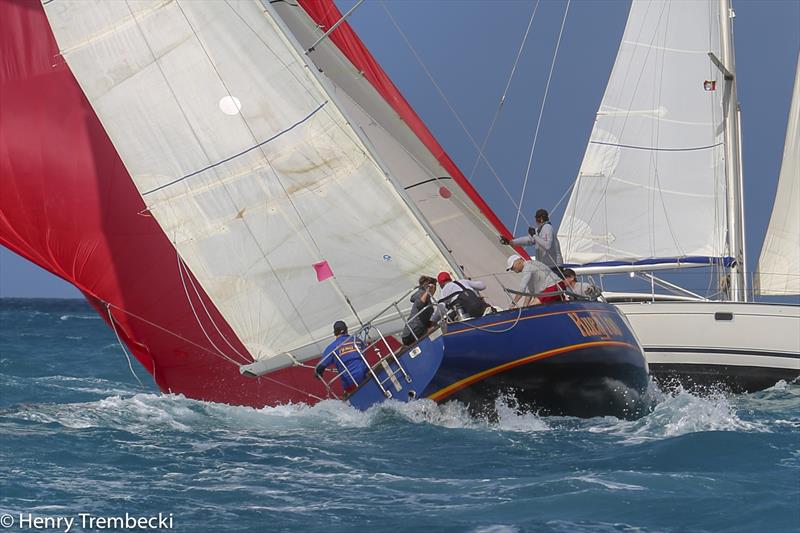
[315,320,367,394]
[500,208,563,271]
[505,254,560,307]
[539,268,577,304]
[437,272,488,318]
[401,275,439,346]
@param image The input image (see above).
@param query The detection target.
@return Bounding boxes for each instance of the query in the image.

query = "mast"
[719,0,748,301]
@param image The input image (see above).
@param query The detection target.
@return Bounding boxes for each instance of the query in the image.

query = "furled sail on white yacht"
[755,55,800,296]
[558,0,730,267]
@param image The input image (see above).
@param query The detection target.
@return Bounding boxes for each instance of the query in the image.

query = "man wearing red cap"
[437,271,488,318]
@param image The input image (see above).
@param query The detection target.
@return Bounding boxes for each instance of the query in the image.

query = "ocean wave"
[1,374,141,398]
[3,380,796,441]
[588,384,771,443]
[1,393,551,436]
[58,314,101,321]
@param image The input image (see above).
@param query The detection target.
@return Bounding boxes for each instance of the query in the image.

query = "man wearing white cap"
[506,254,560,308]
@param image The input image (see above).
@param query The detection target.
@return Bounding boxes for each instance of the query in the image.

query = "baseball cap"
[333,320,348,335]
[437,272,452,284]
[506,254,523,271]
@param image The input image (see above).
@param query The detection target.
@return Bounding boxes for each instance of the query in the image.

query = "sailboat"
[558,0,799,392]
[0,0,649,417]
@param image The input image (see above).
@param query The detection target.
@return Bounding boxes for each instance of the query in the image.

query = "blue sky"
[1,0,798,298]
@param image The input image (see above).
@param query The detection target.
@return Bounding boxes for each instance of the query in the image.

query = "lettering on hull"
[568,311,624,339]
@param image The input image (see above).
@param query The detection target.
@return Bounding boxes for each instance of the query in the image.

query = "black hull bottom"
[446,349,651,420]
[651,363,799,394]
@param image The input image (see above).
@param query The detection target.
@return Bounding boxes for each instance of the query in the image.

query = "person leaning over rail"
[437,271,488,319]
[401,275,439,346]
[315,320,367,394]
[539,268,578,304]
[505,254,561,308]
[499,208,563,272]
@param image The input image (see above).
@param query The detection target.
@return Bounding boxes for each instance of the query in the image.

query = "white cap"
[506,254,523,271]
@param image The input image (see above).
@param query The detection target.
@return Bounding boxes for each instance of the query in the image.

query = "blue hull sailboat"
[2,0,650,418]
[347,301,649,419]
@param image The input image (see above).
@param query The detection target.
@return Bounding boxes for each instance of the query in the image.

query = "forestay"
[558,0,729,266]
[756,56,800,296]
[43,0,454,362]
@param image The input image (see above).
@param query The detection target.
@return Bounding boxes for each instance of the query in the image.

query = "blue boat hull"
[349,301,650,419]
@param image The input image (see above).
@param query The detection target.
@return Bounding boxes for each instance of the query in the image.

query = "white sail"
[755,55,800,296]
[42,0,454,361]
[270,2,517,305]
[558,0,729,266]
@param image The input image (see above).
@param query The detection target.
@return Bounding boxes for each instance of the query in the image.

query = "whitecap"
[58,314,100,320]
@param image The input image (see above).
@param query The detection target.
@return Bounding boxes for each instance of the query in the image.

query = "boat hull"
[616,301,800,392]
[350,301,650,419]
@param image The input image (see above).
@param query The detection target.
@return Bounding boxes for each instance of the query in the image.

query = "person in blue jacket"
[315,320,367,394]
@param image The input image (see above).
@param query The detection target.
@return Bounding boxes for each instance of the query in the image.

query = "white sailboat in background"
[756,56,800,298]
[558,0,799,391]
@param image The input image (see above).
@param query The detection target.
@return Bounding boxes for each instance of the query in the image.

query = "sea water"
[0,298,798,533]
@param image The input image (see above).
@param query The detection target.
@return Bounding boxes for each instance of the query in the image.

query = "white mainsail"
[755,55,800,296]
[42,0,457,361]
[558,0,730,266]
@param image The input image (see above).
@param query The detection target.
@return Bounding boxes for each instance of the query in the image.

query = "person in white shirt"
[500,208,563,270]
[505,254,560,308]
[436,272,488,318]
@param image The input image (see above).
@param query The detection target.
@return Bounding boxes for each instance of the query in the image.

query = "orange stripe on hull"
[427,340,639,402]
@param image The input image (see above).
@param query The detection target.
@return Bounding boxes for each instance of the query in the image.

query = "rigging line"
[181,259,250,361]
[175,250,250,365]
[467,0,540,181]
[306,0,366,53]
[141,101,327,196]
[513,0,571,235]
[549,181,575,217]
[380,1,530,228]
[105,305,145,387]
[106,302,246,368]
[259,375,325,402]
[589,140,724,152]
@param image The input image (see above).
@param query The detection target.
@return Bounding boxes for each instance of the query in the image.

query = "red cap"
[437,272,452,284]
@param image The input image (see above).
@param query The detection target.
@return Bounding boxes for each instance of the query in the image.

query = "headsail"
[41,0,458,362]
[558,0,730,268]
[755,55,800,296]
[37,0,518,364]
